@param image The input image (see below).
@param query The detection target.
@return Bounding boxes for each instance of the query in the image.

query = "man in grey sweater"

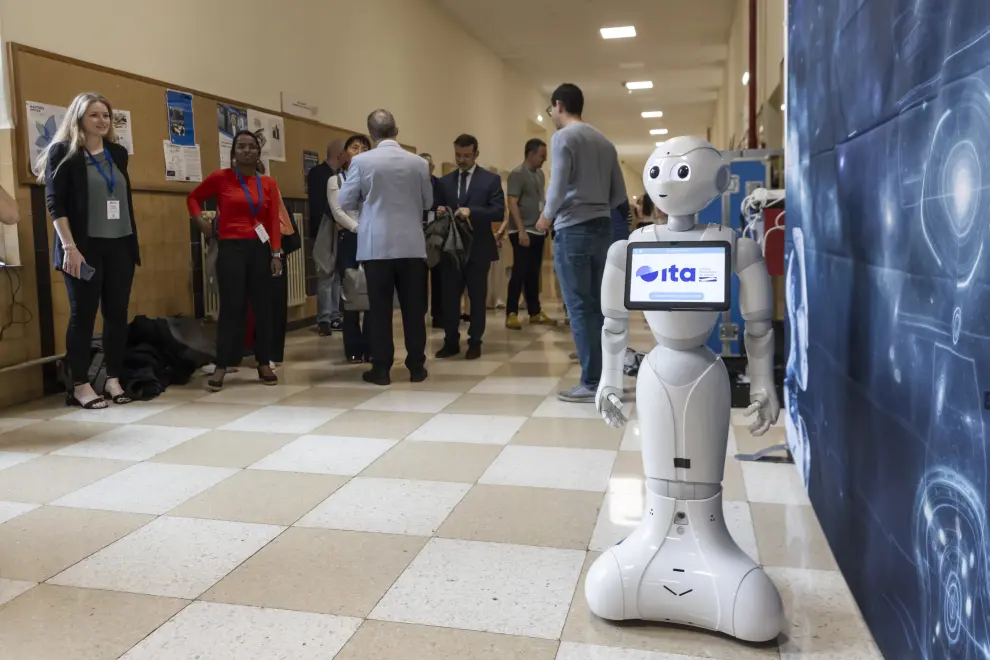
[536,83,627,402]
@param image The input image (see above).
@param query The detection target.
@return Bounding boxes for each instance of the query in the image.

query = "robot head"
[643,136,730,216]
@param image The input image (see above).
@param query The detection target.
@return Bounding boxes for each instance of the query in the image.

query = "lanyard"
[235,169,264,219]
[85,149,115,196]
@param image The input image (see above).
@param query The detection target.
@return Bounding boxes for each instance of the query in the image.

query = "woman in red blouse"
[187,130,283,391]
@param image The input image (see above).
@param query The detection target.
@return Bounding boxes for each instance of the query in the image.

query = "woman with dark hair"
[38,92,140,409]
[187,130,283,391]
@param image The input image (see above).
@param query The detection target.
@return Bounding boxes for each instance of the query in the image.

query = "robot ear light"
[716,164,730,193]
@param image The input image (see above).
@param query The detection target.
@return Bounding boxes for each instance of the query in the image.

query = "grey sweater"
[544,122,627,231]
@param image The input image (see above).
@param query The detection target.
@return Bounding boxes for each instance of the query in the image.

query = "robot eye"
[649,165,660,179]
[675,164,691,180]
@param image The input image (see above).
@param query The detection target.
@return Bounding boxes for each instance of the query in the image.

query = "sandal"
[66,393,109,410]
[257,367,278,387]
[207,369,226,392]
[103,388,133,405]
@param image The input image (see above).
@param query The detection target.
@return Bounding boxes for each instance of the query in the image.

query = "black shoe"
[465,345,482,360]
[318,322,333,337]
[330,319,343,331]
[409,367,428,383]
[435,344,460,359]
[362,369,391,386]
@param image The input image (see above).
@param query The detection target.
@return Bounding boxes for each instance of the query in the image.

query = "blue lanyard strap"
[85,148,115,195]
[235,170,264,219]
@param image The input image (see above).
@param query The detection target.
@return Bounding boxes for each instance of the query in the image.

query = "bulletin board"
[8,43,416,197]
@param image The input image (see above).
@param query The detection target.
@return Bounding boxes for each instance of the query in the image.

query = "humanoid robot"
[586,136,784,642]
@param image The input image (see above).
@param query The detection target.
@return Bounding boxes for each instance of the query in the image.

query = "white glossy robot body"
[587,137,784,643]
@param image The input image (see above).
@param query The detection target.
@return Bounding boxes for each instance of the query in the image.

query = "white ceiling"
[434,0,738,167]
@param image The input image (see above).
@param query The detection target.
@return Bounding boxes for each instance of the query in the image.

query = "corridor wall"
[786,1,990,658]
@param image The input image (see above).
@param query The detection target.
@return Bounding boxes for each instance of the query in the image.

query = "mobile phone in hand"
[79,263,96,281]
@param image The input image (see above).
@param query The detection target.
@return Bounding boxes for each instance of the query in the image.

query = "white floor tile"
[218,405,345,434]
[0,579,35,606]
[511,349,574,363]
[199,385,309,406]
[620,420,642,451]
[56,402,179,425]
[120,602,361,660]
[742,461,811,505]
[52,425,210,461]
[249,435,396,476]
[0,418,41,434]
[370,537,585,639]
[0,451,39,471]
[429,360,503,376]
[557,642,700,660]
[407,413,527,445]
[52,463,237,514]
[533,397,605,420]
[0,500,39,524]
[480,446,616,492]
[589,479,645,552]
[49,516,284,599]
[469,376,561,396]
[723,501,760,563]
[356,390,462,414]
[296,477,470,535]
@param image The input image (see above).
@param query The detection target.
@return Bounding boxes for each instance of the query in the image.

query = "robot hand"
[745,376,781,436]
[596,384,627,429]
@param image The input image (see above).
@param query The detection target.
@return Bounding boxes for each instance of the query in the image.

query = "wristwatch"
[271,249,284,258]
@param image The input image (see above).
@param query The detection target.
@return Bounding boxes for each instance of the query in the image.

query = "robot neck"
[667,215,697,232]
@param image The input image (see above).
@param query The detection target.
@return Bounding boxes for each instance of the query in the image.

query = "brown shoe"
[529,312,558,326]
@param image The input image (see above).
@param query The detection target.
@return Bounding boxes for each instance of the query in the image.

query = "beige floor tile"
[723,456,748,502]
[202,528,428,617]
[562,554,780,660]
[0,579,35,606]
[439,484,602,549]
[316,410,431,439]
[139,402,256,429]
[388,376,482,393]
[336,620,559,660]
[733,425,788,456]
[442,393,545,416]
[491,362,573,378]
[152,430,299,468]
[751,503,838,571]
[0,421,118,454]
[0,584,186,660]
[513,417,624,450]
[170,469,348,525]
[0,396,71,420]
[0,506,154,582]
[0,456,132,503]
[279,387,379,408]
[360,441,501,483]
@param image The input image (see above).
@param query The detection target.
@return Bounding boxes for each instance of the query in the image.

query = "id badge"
[254,223,271,244]
[107,200,121,220]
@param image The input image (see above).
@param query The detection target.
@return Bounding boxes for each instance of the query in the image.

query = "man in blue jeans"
[536,83,627,402]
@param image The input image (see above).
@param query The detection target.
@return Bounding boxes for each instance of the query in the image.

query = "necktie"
[458,170,469,206]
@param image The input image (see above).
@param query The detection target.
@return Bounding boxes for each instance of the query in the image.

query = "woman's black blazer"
[44,139,141,270]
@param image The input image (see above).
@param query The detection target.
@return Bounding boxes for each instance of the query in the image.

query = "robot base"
[585,486,784,643]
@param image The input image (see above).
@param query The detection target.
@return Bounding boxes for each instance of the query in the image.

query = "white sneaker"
[557,385,596,403]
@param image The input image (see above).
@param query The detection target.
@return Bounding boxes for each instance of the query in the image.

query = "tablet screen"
[625,242,731,311]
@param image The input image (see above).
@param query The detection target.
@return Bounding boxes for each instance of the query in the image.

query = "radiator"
[199,213,307,321]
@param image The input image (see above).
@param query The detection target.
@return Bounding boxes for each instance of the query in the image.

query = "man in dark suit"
[306,139,346,336]
[435,134,505,360]
[421,153,445,328]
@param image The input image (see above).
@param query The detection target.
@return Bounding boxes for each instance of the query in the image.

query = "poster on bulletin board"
[165,89,196,146]
[26,101,67,176]
[247,109,285,162]
[217,102,248,169]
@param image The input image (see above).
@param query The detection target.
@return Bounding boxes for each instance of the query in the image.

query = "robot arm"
[597,239,631,428]
[736,236,781,435]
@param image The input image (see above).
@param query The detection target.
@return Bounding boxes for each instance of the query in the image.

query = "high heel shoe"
[66,392,108,410]
[257,367,278,387]
[103,387,132,405]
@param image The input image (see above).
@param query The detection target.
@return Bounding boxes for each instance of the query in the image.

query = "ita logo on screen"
[636,265,718,283]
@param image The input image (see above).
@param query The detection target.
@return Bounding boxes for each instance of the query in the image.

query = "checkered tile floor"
[0,312,880,659]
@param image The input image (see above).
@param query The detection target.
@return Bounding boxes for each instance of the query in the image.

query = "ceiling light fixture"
[780,103,786,112]
[600,26,636,39]
[537,114,543,122]
[649,129,669,135]
[742,71,750,85]
[641,111,663,118]
[625,81,653,90]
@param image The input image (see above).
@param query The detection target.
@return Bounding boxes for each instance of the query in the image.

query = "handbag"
[341,265,369,312]
[282,213,302,256]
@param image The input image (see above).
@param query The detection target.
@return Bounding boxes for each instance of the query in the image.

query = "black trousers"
[507,232,545,317]
[63,237,136,386]
[337,231,369,360]
[442,254,488,347]
[217,239,272,369]
[429,264,443,322]
[270,254,288,363]
[365,258,427,372]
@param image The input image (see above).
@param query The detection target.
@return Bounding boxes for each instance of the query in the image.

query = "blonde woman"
[37,92,140,409]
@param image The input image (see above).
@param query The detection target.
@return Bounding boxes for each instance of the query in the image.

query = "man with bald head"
[308,138,347,335]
